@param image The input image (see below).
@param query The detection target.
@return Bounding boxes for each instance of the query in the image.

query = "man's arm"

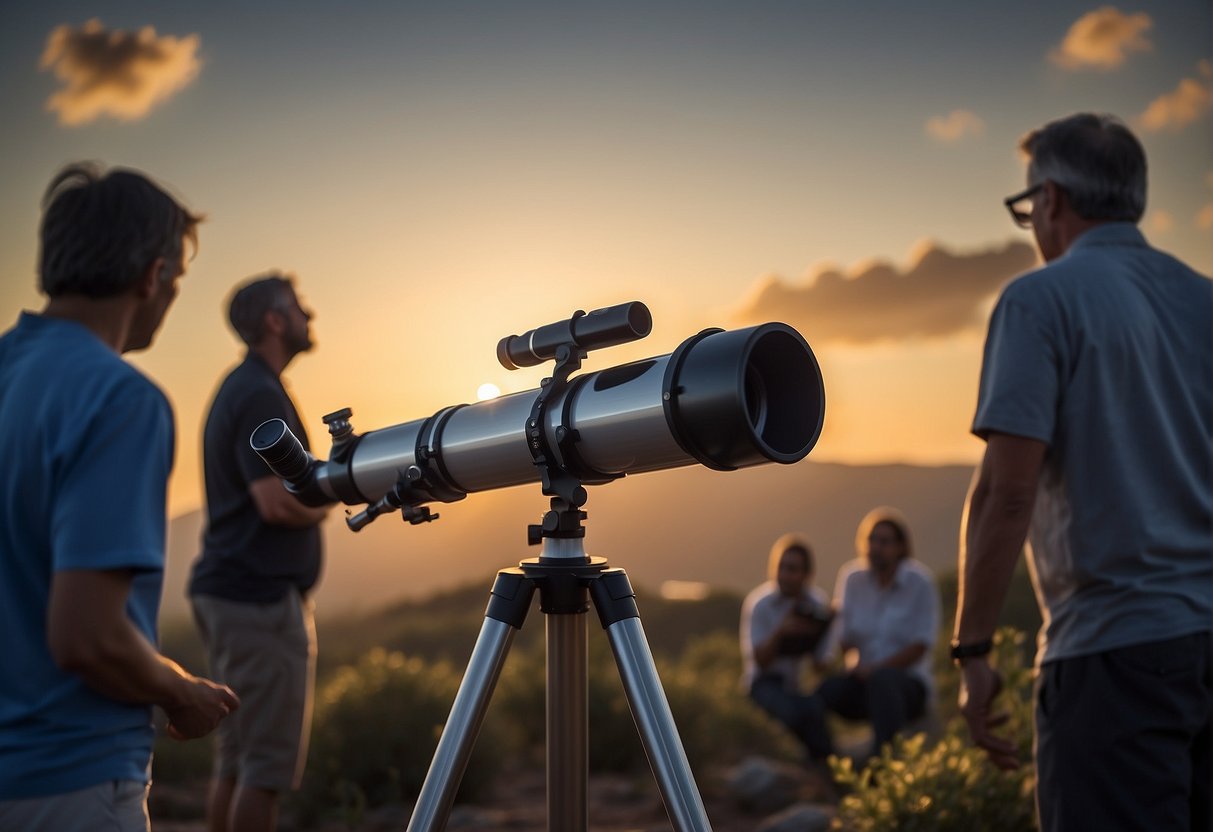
[248,475,331,527]
[47,569,239,739]
[752,609,818,669]
[955,431,1046,770]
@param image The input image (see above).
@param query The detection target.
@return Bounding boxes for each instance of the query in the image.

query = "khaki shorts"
[0,780,148,832]
[191,589,316,792]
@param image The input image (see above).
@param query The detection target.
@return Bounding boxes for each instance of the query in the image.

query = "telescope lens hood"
[664,324,824,470]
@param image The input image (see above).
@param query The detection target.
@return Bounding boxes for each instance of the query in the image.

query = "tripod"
[405,523,713,831]
[374,337,714,830]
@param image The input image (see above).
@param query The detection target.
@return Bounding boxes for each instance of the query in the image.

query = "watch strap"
[950,638,994,662]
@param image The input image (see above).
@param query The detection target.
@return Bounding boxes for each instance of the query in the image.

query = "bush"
[296,647,515,826]
[488,628,799,775]
[660,632,802,770]
[830,629,1036,832]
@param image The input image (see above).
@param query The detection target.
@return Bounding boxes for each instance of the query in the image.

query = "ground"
[150,764,837,831]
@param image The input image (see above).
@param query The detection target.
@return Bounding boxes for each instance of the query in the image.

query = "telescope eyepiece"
[497,301,652,370]
[251,418,313,482]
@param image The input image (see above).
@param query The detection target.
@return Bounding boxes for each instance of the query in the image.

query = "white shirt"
[833,558,940,697]
[739,580,832,691]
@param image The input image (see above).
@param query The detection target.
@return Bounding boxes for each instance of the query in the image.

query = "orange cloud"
[1197,204,1213,231]
[733,240,1038,344]
[1050,7,1152,71]
[1139,60,1213,133]
[41,19,201,126]
[925,110,986,144]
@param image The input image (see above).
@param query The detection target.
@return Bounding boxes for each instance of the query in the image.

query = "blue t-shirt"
[0,312,174,798]
[973,224,1213,664]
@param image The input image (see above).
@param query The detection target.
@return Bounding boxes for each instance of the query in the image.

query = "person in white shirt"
[813,507,939,762]
[740,533,835,760]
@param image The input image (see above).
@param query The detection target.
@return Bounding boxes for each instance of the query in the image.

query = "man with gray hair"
[953,113,1211,831]
[0,163,238,831]
[189,273,330,832]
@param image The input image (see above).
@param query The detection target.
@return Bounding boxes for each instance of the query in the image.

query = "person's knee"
[867,666,908,688]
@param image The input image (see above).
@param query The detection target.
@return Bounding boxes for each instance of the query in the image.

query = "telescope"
[251,300,825,535]
[251,301,825,832]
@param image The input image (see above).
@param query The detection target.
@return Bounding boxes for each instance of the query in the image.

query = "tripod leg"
[592,570,713,832]
[547,611,588,832]
[407,569,534,832]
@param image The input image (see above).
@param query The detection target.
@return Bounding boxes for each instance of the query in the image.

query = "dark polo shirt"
[189,354,322,603]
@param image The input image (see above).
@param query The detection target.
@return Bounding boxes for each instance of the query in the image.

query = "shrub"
[830,628,1036,832]
[660,631,802,770]
[296,647,514,825]
[488,628,799,774]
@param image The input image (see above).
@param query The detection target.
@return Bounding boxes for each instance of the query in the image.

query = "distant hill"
[161,459,976,624]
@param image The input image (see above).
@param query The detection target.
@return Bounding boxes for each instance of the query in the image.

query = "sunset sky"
[2,1,1210,519]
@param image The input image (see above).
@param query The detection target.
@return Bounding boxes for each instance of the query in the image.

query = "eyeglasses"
[1003,183,1043,229]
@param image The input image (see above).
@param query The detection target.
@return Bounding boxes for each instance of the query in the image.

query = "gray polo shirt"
[973,223,1212,665]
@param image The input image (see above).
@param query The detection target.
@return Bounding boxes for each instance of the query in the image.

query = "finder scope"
[497,301,652,370]
[252,302,825,531]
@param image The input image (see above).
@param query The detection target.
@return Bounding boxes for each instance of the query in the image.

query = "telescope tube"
[254,322,824,511]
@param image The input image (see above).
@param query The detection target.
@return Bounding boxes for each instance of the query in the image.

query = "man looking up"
[189,273,330,832]
[0,162,238,831]
[955,113,1212,831]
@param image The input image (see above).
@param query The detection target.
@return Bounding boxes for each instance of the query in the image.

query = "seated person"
[814,507,940,761]
[740,533,835,760]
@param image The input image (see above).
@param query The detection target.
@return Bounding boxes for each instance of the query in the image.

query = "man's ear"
[1042,180,1067,221]
[135,258,166,300]
[263,307,286,337]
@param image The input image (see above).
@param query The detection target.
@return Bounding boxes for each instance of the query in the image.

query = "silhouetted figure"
[189,274,330,832]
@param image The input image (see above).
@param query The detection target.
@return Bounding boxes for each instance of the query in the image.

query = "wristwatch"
[950,638,994,663]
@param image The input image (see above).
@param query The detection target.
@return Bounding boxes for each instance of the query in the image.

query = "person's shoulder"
[834,560,869,597]
[743,581,778,608]
[66,336,169,411]
[211,357,280,405]
[900,559,937,585]
[997,260,1066,304]
[837,559,867,583]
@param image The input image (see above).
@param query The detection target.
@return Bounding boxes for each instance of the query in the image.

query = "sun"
[476,383,501,401]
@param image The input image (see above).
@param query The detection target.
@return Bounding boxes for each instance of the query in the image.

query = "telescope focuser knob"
[323,408,354,440]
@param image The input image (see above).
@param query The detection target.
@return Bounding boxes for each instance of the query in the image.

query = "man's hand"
[959,659,1018,770]
[164,675,240,740]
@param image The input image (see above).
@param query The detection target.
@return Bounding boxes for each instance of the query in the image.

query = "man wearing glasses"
[953,113,1211,831]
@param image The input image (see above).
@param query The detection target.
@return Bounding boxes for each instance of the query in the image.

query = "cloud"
[1050,7,1152,71]
[925,110,986,144]
[1139,60,1213,133]
[1197,204,1213,231]
[733,240,1038,344]
[40,19,201,126]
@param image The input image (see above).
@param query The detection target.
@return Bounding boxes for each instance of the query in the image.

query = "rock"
[725,756,803,815]
[756,802,833,832]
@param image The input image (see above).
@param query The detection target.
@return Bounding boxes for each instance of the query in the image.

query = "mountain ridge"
[163,458,976,623]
